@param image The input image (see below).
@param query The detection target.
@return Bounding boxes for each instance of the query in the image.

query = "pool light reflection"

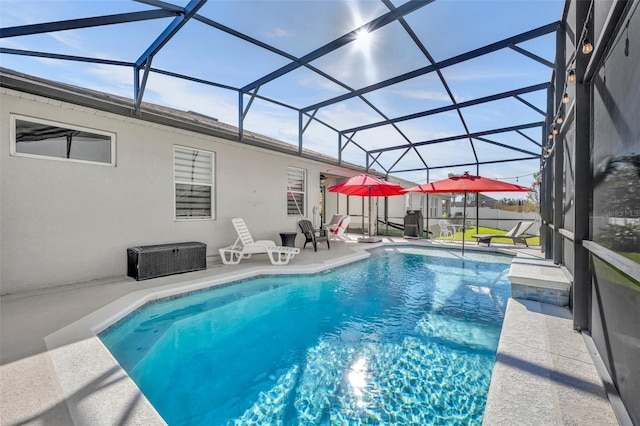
[347,356,369,407]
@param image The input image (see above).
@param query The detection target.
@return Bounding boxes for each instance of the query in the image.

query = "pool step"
[508,255,571,306]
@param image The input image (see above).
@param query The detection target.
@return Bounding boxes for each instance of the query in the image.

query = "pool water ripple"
[100,246,512,425]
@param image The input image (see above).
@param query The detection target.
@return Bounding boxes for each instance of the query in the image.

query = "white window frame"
[173,145,215,221]
[9,114,116,166]
[287,166,306,217]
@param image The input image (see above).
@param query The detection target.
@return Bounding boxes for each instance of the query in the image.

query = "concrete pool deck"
[0,237,619,425]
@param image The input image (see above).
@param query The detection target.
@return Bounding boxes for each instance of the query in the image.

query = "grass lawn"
[373,225,540,246]
[622,252,640,263]
[446,226,540,246]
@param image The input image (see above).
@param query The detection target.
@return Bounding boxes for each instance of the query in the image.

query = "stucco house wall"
[0,87,338,294]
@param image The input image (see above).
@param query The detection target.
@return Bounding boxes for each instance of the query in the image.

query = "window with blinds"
[174,146,214,220]
[287,166,306,216]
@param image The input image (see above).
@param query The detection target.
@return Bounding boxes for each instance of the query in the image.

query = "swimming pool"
[100,246,512,425]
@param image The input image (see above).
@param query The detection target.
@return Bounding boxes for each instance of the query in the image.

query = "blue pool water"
[100,246,512,425]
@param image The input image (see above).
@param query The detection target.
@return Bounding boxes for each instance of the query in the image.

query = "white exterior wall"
[0,88,331,294]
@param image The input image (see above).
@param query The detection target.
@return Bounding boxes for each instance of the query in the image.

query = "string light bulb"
[582,37,593,54]
[552,127,559,135]
[568,69,576,83]
[556,115,564,124]
[562,93,570,104]
[548,133,554,140]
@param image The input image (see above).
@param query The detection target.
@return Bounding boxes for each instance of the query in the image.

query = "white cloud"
[277,126,299,142]
[81,64,134,98]
[298,74,347,93]
[147,77,239,124]
[444,68,532,82]
[316,102,379,130]
[389,88,451,102]
[79,64,239,123]
[264,27,295,38]
[47,31,84,50]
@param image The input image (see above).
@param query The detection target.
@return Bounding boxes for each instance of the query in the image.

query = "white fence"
[450,206,541,235]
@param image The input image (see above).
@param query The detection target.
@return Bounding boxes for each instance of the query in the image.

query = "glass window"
[287,167,306,216]
[592,50,640,264]
[174,146,214,220]
[10,114,115,165]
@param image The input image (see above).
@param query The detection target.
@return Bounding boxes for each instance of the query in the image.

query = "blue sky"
[0,0,565,195]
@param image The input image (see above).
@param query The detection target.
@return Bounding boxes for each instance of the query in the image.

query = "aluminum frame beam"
[0,9,177,38]
[343,83,549,133]
[473,136,540,157]
[515,95,546,115]
[369,121,544,154]
[150,67,238,91]
[240,0,433,93]
[516,129,543,147]
[509,44,555,68]
[0,48,133,67]
[134,0,204,69]
[154,0,427,162]
[0,0,558,176]
[382,0,456,169]
[133,0,205,110]
[190,7,396,116]
[193,8,413,146]
[302,22,559,113]
[572,0,593,331]
[392,156,540,173]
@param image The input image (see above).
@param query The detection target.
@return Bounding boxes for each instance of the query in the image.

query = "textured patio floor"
[0,236,618,425]
[483,299,618,425]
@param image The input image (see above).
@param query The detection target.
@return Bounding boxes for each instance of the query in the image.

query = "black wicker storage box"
[127,241,206,280]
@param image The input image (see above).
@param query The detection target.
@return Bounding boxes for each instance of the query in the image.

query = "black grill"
[403,210,424,238]
[127,241,206,280]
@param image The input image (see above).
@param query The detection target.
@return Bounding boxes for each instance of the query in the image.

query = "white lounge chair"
[328,215,351,240]
[219,218,300,265]
[324,214,345,231]
[472,221,534,247]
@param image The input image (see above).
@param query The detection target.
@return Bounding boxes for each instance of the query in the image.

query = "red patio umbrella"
[327,174,404,241]
[403,172,531,253]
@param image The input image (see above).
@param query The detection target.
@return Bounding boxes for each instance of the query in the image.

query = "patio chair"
[328,215,351,240]
[219,218,300,265]
[472,221,534,247]
[438,220,453,238]
[299,220,330,252]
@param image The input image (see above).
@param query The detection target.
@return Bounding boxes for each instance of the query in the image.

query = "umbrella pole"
[462,191,467,256]
[368,187,373,237]
[361,197,365,236]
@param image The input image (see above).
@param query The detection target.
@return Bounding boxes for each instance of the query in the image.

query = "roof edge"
[0,67,378,178]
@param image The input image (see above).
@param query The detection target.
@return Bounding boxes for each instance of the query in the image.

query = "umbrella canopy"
[327,174,405,197]
[403,172,531,254]
[403,172,531,194]
[327,174,404,239]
